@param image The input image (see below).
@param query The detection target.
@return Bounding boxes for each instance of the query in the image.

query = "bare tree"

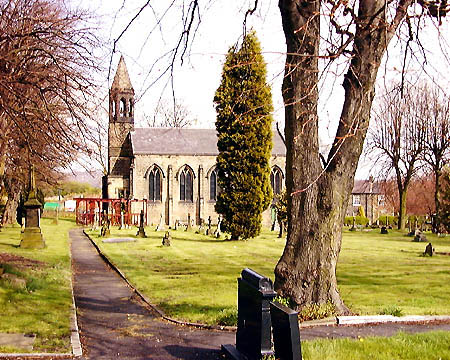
[147,99,196,128]
[368,83,426,230]
[0,0,102,223]
[420,84,450,232]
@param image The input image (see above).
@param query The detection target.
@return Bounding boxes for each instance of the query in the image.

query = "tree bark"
[275,0,405,314]
[398,187,408,231]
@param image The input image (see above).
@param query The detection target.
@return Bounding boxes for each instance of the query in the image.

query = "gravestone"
[174,220,179,231]
[270,301,302,360]
[186,213,192,231]
[155,213,165,232]
[413,230,427,242]
[136,210,147,238]
[162,231,171,246]
[424,242,434,256]
[380,226,388,234]
[214,216,222,238]
[206,216,212,235]
[222,268,276,360]
[349,216,357,232]
[20,166,45,249]
[100,212,110,237]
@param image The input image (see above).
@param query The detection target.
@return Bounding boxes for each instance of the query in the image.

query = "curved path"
[70,228,450,359]
[70,228,232,359]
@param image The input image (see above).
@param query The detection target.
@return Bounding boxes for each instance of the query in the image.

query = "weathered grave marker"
[136,210,147,238]
[20,166,45,249]
[155,213,165,232]
[424,242,434,256]
[162,231,171,246]
[270,301,302,360]
[222,268,276,360]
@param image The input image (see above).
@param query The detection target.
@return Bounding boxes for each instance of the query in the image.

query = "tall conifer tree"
[214,31,273,240]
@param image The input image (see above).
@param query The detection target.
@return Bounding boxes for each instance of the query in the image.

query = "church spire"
[111,55,134,92]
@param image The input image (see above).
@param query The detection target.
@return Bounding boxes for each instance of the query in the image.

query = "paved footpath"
[70,228,450,360]
[71,228,232,360]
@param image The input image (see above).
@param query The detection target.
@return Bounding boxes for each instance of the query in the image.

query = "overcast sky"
[81,1,449,178]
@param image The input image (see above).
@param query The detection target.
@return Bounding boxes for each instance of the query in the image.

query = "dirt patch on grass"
[0,253,47,270]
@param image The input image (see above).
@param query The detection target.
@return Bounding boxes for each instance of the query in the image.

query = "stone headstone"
[136,210,147,238]
[206,216,212,235]
[155,213,165,232]
[214,216,222,238]
[162,231,172,246]
[424,242,434,256]
[413,230,427,242]
[380,226,388,234]
[186,213,192,231]
[20,166,45,249]
[100,212,111,237]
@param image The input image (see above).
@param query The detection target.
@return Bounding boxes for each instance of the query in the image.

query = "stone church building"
[104,56,286,227]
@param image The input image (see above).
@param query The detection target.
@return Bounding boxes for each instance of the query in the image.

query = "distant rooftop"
[352,179,382,194]
[131,128,286,156]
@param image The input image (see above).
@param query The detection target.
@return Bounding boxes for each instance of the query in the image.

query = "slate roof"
[352,179,382,194]
[131,128,286,156]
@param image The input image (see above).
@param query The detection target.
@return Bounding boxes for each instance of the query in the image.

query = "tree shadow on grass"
[0,242,19,248]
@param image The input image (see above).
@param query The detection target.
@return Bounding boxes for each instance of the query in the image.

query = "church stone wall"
[131,153,286,228]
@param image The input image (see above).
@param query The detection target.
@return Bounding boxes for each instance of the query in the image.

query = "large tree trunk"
[275,0,401,314]
[434,164,442,233]
[398,187,408,231]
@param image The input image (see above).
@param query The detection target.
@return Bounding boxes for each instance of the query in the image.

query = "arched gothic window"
[128,99,133,117]
[210,169,218,201]
[270,167,283,195]
[180,167,193,202]
[120,98,126,115]
[148,167,162,201]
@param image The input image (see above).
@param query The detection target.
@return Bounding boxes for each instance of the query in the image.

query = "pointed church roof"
[111,55,134,92]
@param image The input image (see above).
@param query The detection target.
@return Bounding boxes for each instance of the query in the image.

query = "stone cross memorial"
[20,166,45,249]
[136,210,147,238]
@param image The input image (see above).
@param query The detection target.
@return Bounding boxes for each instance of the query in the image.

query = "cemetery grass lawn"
[0,218,74,353]
[88,227,450,325]
[302,330,450,360]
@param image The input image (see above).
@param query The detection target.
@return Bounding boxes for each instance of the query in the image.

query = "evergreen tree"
[214,31,273,240]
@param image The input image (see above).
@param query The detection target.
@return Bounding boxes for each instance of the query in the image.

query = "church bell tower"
[106,56,135,199]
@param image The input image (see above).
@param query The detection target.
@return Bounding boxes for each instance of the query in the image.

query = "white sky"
[79,1,449,179]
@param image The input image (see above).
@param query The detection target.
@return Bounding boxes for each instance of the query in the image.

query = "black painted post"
[270,301,302,360]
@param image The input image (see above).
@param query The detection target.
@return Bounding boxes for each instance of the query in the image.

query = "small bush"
[378,215,398,226]
[344,216,369,226]
[216,307,237,326]
[298,302,336,322]
[379,305,403,317]
[274,295,292,308]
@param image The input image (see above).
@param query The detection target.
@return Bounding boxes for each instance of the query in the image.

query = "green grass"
[88,226,450,325]
[0,218,75,353]
[302,331,450,360]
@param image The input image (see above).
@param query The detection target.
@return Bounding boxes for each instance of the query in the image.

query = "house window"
[180,167,193,202]
[378,194,385,206]
[353,195,361,206]
[270,167,283,195]
[149,167,162,201]
[210,170,217,201]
